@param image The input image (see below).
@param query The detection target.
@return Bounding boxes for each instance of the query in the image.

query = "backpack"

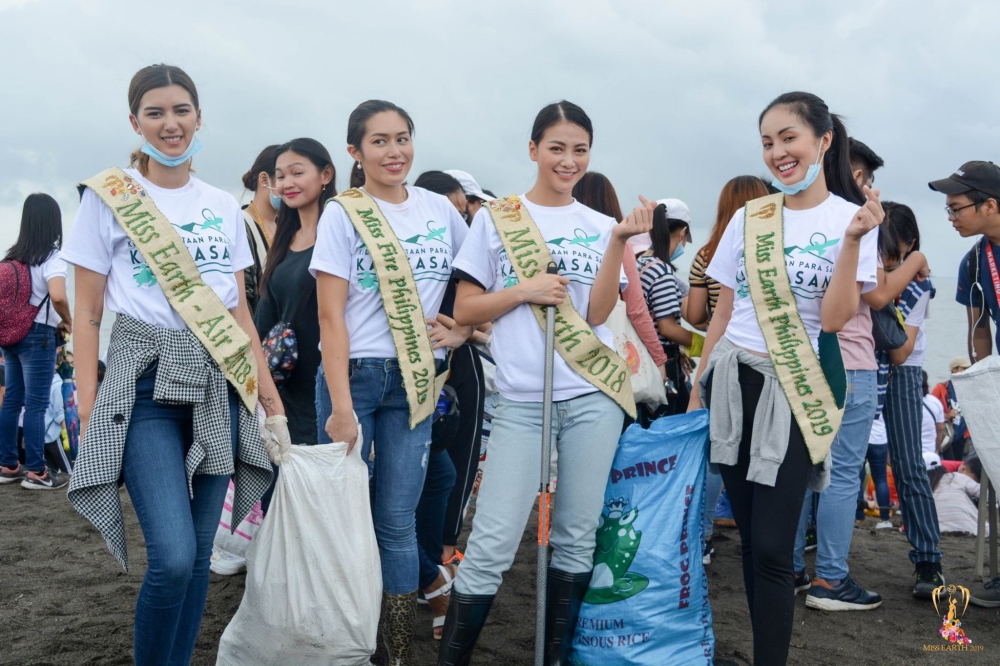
[0,260,47,347]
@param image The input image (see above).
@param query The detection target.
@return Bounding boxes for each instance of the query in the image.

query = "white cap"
[628,233,652,254]
[923,451,942,471]
[657,198,692,224]
[444,169,491,201]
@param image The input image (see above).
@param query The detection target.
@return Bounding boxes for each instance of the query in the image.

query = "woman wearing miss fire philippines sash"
[689,92,882,666]
[438,101,653,666]
[310,100,471,665]
[62,64,282,665]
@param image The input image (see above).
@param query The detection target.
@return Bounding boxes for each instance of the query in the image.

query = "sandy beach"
[3,481,999,665]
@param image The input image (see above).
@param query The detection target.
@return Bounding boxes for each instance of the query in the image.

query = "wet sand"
[3,484,998,665]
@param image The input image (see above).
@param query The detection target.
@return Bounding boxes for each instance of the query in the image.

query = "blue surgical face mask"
[269,192,282,211]
[670,243,685,262]
[770,143,824,196]
[140,134,203,168]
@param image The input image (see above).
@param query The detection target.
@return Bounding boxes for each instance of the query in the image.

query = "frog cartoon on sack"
[584,497,649,604]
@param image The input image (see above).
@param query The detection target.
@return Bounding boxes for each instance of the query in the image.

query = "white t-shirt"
[309,186,468,361]
[30,250,67,327]
[62,169,252,330]
[869,414,887,445]
[922,393,945,455]
[901,291,931,368]
[453,195,623,402]
[707,194,879,354]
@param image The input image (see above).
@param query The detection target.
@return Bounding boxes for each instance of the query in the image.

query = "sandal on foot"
[423,565,454,640]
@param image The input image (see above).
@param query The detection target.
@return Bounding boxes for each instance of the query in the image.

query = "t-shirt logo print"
[548,228,600,249]
[787,233,839,260]
[357,270,379,291]
[177,208,226,237]
[403,221,450,249]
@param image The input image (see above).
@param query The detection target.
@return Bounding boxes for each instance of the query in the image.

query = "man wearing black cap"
[929,160,1000,608]
[929,161,1000,364]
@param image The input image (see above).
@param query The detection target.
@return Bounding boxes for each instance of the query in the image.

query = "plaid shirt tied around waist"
[67,314,273,571]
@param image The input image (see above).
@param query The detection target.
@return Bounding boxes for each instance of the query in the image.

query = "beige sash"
[744,193,844,463]
[329,188,448,429]
[484,196,636,418]
[80,168,258,412]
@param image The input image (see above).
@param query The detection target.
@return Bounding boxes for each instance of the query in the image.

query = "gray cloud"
[2,0,999,277]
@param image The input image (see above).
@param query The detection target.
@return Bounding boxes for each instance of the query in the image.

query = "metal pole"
[535,261,558,666]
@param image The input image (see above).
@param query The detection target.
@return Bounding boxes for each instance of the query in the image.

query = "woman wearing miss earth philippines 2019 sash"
[62,64,284,666]
[689,92,882,666]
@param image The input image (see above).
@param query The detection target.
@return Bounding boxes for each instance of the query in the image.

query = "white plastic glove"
[263,415,292,465]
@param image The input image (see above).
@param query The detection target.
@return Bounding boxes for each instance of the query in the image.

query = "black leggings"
[442,344,486,546]
[715,364,814,666]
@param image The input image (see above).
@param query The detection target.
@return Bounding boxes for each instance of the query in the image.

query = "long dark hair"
[414,170,463,197]
[242,145,280,192]
[127,64,200,176]
[880,201,921,265]
[260,138,336,290]
[531,100,593,146]
[347,100,415,189]
[573,172,623,221]
[759,92,864,206]
[4,193,62,265]
[650,204,688,270]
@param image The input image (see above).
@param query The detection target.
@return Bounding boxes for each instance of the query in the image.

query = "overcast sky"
[2,0,998,278]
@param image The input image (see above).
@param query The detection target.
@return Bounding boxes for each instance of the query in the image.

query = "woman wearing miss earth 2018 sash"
[690,92,882,666]
[62,64,283,666]
[439,101,653,666]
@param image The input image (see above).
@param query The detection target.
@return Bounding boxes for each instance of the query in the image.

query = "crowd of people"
[2,62,1000,666]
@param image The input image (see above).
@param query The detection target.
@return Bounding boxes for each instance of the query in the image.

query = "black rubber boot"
[545,568,592,666]
[436,590,495,666]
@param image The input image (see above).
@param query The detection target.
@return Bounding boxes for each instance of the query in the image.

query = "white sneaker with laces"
[210,547,247,576]
[875,520,893,530]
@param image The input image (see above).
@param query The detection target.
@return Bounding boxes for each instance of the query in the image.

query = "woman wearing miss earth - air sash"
[62,64,283,666]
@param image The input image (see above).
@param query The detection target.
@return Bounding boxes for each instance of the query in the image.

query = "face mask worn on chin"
[770,143,824,196]
[140,134,203,168]
[670,244,685,262]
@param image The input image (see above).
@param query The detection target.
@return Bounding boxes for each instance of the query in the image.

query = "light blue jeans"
[454,391,624,596]
[315,359,432,594]
[793,370,877,581]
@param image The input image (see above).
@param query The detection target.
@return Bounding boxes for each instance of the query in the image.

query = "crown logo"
[604,497,629,520]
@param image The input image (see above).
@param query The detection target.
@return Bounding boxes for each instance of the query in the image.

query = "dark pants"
[716,365,813,666]
[416,450,457,588]
[442,345,486,546]
[860,443,890,520]
[0,323,57,472]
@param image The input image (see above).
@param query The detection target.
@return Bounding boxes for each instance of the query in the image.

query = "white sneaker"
[210,547,247,576]
[875,520,893,530]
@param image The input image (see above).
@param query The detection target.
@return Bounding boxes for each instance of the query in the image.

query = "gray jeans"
[454,391,624,596]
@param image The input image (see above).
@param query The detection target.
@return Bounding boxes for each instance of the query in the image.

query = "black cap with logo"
[928,161,1000,199]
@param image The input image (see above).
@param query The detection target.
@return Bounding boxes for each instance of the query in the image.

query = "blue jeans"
[0,323,57,472]
[455,391,624,596]
[859,443,890,520]
[124,366,236,666]
[702,465,723,540]
[316,359,432,594]
[416,450,457,589]
[793,370,876,581]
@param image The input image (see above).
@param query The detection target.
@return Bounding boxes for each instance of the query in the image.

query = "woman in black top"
[254,138,334,444]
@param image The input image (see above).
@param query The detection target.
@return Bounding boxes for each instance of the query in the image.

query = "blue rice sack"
[571,410,714,666]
